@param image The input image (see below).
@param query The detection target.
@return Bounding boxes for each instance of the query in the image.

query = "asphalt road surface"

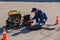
[0,2,60,40]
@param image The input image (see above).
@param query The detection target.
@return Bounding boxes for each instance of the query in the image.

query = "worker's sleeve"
[31,15,36,20]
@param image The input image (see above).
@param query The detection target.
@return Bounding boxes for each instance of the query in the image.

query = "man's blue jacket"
[31,10,48,26]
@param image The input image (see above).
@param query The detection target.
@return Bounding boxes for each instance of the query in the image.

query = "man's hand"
[28,20,33,23]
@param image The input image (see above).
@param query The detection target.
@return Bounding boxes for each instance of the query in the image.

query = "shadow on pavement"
[42,24,56,30]
[12,26,55,36]
[0,28,2,35]
[42,27,55,30]
[12,27,31,36]
[1,24,55,36]
[46,24,56,26]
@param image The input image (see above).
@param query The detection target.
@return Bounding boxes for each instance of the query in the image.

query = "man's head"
[31,8,38,13]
